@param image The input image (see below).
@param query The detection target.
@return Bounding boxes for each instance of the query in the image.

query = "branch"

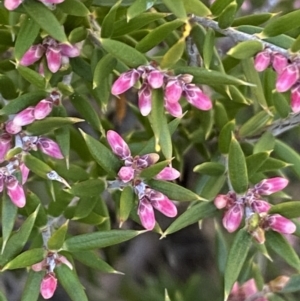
[192,16,291,58]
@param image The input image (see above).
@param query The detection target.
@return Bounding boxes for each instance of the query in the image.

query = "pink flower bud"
[267,214,296,234]
[40,273,57,299]
[13,107,35,126]
[251,199,271,213]
[5,120,22,134]
[37,137,64,159]
[118,166,134,182]
[46,46,62,73]
[107,130,131,160]
[20,163,30,185]
[136,153,160,169]
[138,196,155,230]
[5,175,26,208]
[291,85,300,113]
[272,53,288,75]
[254,50,272,72]
[150,190,177,217]
[223,203,244,233]
[60,43,80,57]
[0,133,12,163]
[147,70,164,89]
[214,194,229,209]
[276,64,299,92]
[155,167,180,181]
[111,69,140,95]
[183,84,212,111]
[164,79,183,103]
[138,84,152,116]
[34,99,53,120]
[254,177,288,195]
[20,45,45,66]
[164,99,182,117]
[4,0,22,9]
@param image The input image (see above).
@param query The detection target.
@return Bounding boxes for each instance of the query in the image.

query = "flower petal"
[5,176,26,208]
[150,190,177,217]
[155,167,180,181]
[111,69,140,95]
[40,273,57,299]
[138,196,155,230]
[222,203,244,233]
[107,130,131,160]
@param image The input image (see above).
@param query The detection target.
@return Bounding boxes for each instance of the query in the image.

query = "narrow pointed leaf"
[228,136,248,193]
[227,40,263,59]
[257,157,290,173]
[246,152,269,178]
[162,0,187,20]
[218,120,235,154]
[211,0,233,16]
[224,229,252,300]
[58,0,89,16]
[254,131,275,153]
[17,66,46,89]
[47,221,69,250]
[184,0,210,16]
[101,0,121,38]
[23,154,53,179]
[203,28,215,69]
[232,13,273,27]
[0,75,17,100]
[69,179,105,197]
[218,2,237,29]
[23,0,67,43]
[160,37,185,69]
[269,202,300,219]
[127,0,157,20]
[21,270,44,301]
[62,230,141,251]
[193,162,225,176]
[119,186,135,225]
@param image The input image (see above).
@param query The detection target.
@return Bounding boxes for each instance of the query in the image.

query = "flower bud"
[4,0,22,10]
[111,69,140,95]
[214,194,229,209]
[147,70,164,89]
[164,99,182,117]
[155,167,180,181]
[40,273,57,299]
[251,199,271,213]
[20,44,44,66]
[272,53,288,74]
[5,120,22,134]
[136,153,159,169]
[276,64,299,92]
[183,84,212,111]
[138,196,155,230]
[5,175,26,208]
[46,46,62,73]
[150,190,177,218]
[254,50,272,72]
[107,130,131,160]
[60,43,80,57]
[118,166,134,182]
[138,84,152,116]
[267,214,296,234]
[13,107,35,126]
[37,137,64,159]
[34,99,53,120]
[164,79,183,103]
[250,226,265,244]
[222,203,244,233]
[254,177,288,195]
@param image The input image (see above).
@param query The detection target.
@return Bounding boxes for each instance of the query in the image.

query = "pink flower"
[254,50,272,72]
[276,64,300,92]
[107,130,131,160]
[138,84,152,116]
[272,53,288,75]
[5,175,26,208]
[4,0,22,10]
[154,167,180,181]
[37,137,64,159]
[118,166,134,183]
[147,70,164,89]
[164,99,183,117]
[0,133,12,163]
[182,84,212,111]
[111,69,141,96]
[254,177,288,195]
[222,203,244,233]
[291,84,300,113]
[266,214,296,234]
[34,99,53,120]
[164,79,183,104]
[13,107,35,126]
[5,120,22,134]
[46,46,62,73]
[40,273,57,299]
[251,199,271,213]
[20,45,45,66]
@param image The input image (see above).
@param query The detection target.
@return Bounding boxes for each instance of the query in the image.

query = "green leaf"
[228,136,248,193]
[224,229,252,300]
[23,0,67,43]
[23,154,53,179]
[214,101,229,130]
[184,0,210,16]
[265,231,300,271]
[69,179,105,197]
[135,19,184,53]
[272,91,290,118]
[269,202,300,219]
[3,248,45,270]
[218,2,237,29]
[197,175,226,201]
[0,75,17,100]
[239,110,273,137]
[101,0,121,38]
[280,274,300,293]
[232,13,273,27]
[0,91,47,116]
[72,251,120,273]
[162,201,217,236]
[291,33,300,53]
[203,28,215,69]
[56,264,88,301]
[193,162,225,176]
[68,27,87,44]
[119,186,135,226]
[149,89,172,159]
[162,0,187,20]
[14,16,40,61]
[101,38,148,67]
[113,12,168,37]
[257,157,290,173]
[215,221,228,275]
[73,196,99,220]
[146,179,203,201]
[211,0,233,16]
[127,0,157,20]
[58,0,89,16]
[21,270,44,301]
[139,160,171,179]
[0,207,39,266]
[246,152,269,178]
[70,57,93,82]
[259,10,300,38]
[227,40,263,59]
[253,131,275,153]
[17,66,46,89]
[47,220,69,250]
[1,193,18,253]
[62,230,142,251]
[160,37,185,69]
[26,117,83,135]
[70,93,103,132]
[218,120,235,154]
[274,139,300,178]
[80,129,121,177]
[173,66,253,86]
[241,58,269,111]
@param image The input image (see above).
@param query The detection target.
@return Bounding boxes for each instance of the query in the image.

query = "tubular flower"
[214,177,295,241]
[20,36,80,73]
[4,0,64,10]
[111,64,212,117]
[107,130,179,230]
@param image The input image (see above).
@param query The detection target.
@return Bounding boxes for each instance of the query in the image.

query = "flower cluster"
[32,252,72,299]
[5,91,60,135]
[254,49,300,113]
[107,130,179,230]
[111,65,212,117]
[214,177,296,243]
[20,36,80,73]
[4,0,64,10]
